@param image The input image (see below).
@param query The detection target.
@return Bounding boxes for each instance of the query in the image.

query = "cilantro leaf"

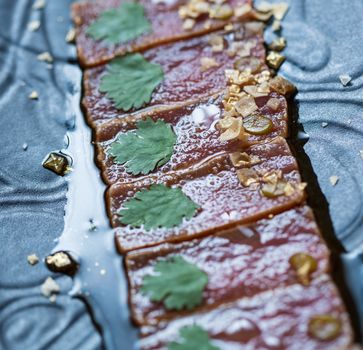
[108,118,176,175]
[119,184,199,230]
[168,325,219,350]
[100,54,164,111]
[86,3,151,44]
[141,256,208,310]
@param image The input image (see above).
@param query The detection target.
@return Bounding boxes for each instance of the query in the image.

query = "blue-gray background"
[0,0,362,349]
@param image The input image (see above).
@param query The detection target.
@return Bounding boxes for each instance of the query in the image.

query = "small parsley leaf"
[108,118,176,175]
[100,54,164,111]
[141,256,208,310]
[168,325,219,350]
[86,3,151,44]
[119,184,199,230]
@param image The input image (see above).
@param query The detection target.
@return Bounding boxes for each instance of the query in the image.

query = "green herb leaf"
[168,325,219,350]
[119,184,199,230]
[108,118,176,175]
[141,256,208,310]
[100,53,164,111]
[86,3,151,44]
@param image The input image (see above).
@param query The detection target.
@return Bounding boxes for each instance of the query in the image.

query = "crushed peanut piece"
[329,175,339,186]
[321,122,328,128]
[289,253,317,286]
[236,168,259,187]
[271,19,281,32]
[28,20,41,32]
[266,97,281,110]
[269,37,286,51]
[37,51,53,63]
[200,57,219,72]
[234,4,252,18]
[41,277,60,298]
[209,4,233,19]
[339,74,352,86]
[209,34,224,52]
[183,18,196,30]
[268,76,296,96]
[29,91,39,100]
[234,94,258,117]
[219,117,244,141]
[66,28,76,43]
[283,182,295,196]
[33,0,45,10]
[266,51,285,70]
[27,254,39,265]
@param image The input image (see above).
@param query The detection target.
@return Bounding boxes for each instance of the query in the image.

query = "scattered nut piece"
[268,76,296,96]
[65,28,76,43]
[266,97,281,111]
[183,18,195,30]
[268,37,286,51]
[219,117,244,141]
[234,94,258,117]
[329,175,339,186]
[224,23,234,31]
[42,152,70,176]
[209,34,224,52]
[209,4,233,19]
[244,21,264,35]
[271,19,281,32]
[321,122,328,128]
[200,57,219,72]
[289,253,317,286]
[236,168,259,187]
[234,3,252,18]
[41,277,60,298]
[27,254,39,265]
[266,51,285,70]
[308,315,342,341]
[29,91,39,100]
[49,294,57,303]
[33,0,45,9]
[283,182,295,196]
[28,20,41,32]
[22,143,28,151]
[339,74,352,86]
[37,51,53,63]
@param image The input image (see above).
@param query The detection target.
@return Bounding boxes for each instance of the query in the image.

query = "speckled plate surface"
[0,0,362,349]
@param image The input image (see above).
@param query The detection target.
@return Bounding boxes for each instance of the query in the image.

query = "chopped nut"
[29,91,39,100]
[46,251,78,275]
[236,168,259,186]
[37,51,53,63]
[321,122,328,128]
[266,97,281,110]
[66,28,76,43]
[219,117,244,141]
[234,94,258,117]
[234,57,262,74]
[329,175,339,186]
[339,74,352,86]
[268,37,286,51]
[42,152,70,176]
[283,182,295,196]
[33,0,45,10]
[22,143,28,151]
[243,85,269,98]
[209,4,233,19]
[272,2,289,20]
[244,21,264,35]
[229,152,251,167]
[262,170,282,184]
[271,19,281,32]
[289,253,318,286]
[268,76,296,96]
[234,4,252,18]
[183,18,195,30]
[200,57,219,72]
[266,51,285,70]
[27,254,39,265]
[261,181,287,198]
[41,277,60,298]
[28,20,41,32]
[308,315,342,341]
[49,294,57,303]
[224,23,234,31]
[209,34,224,52]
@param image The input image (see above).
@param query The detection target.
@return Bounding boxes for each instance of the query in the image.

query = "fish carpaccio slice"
[82,25,266,126]
[139,275,353,350]
[125,205,330,326]
[95,92,288,185]
[111,137,306,253]
[72,0,253,67]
